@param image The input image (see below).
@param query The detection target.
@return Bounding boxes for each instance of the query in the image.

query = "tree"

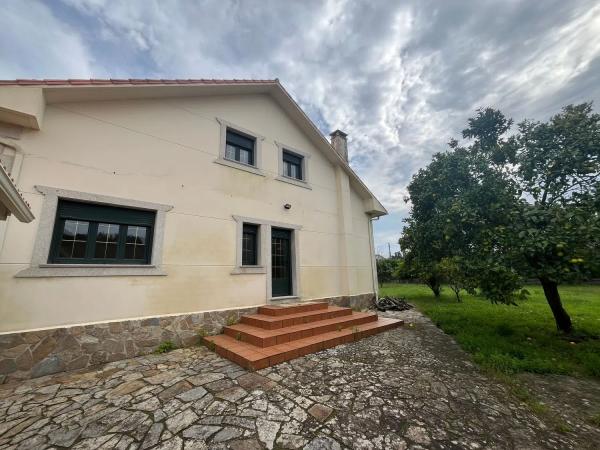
[400,143,518,299]
[376,258,398,286]
[401,103,600,333]
[474,104,600,332]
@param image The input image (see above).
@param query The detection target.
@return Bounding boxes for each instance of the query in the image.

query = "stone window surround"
[275,141,312,190]
[231,215,302,302]
[16,186,173,278]
[214,117,265,177]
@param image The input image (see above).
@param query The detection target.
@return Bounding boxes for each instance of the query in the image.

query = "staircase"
[203,302,403,370]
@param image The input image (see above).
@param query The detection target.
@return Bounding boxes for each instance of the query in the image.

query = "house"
[0,79,387,381]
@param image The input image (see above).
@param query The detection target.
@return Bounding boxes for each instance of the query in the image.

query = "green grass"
[380,283,600,378]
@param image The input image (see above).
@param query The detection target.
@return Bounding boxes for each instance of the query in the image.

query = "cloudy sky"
[2,0,599,254]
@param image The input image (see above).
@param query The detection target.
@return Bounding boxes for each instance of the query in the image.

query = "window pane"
[62,220,76,239]
[126,226,147,244]
[75,222,89,240]
[242,224,258,266]
[283,152,303,180]
[225,144,237,161]
[239,148,250,165]
[134,245,145,259]
[105,243,118,259]
[225,129,255,166]
[59,241,73,258]
[94,223,120,258]
[125,226,147,260]
[72,241,87,258]
[51,200,156,264]
[58,220,89,259]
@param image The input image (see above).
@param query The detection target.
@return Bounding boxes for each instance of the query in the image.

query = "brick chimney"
[329,129,348,161]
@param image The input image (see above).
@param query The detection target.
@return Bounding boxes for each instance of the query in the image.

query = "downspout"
[368,216,379,301]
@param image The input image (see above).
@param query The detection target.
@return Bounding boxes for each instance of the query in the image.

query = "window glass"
[283,151,303,180]
[225,129,255,166]
[94,223,120,259]
[50,200,155,264]
[125,226,147,260]
[242,224,258,266]
[59,220,89,258]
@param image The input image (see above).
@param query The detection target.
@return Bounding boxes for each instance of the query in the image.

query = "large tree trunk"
[425,277,441,298]
[540,278,573,333]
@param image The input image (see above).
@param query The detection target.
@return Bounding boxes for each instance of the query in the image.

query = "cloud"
[0,0,95,78]
[3,0,600,249]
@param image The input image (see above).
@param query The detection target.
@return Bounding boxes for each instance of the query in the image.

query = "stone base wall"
[326,292,376,310]
[0,306,258,384]
[0,292,376,384]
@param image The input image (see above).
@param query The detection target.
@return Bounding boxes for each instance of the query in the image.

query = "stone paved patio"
[0,309,595,449]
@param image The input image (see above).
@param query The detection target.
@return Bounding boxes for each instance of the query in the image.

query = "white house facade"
[0,79,386,382]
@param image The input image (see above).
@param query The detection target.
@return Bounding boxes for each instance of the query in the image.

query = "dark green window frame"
[283,150,303,180]
[242,224,259,266]
[49,200,155,265]
[225,129,256,166]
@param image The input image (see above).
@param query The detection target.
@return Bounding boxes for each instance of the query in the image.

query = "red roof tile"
[0,78,278,86]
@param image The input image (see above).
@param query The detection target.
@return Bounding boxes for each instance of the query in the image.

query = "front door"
[271,228,292,297]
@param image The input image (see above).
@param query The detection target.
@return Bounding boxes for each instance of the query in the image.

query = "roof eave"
[0,163,34,223]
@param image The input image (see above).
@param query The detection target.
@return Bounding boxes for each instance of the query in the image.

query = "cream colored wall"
[0,93,376,332]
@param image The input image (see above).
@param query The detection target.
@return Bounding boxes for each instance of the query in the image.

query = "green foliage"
[226,315,239,326]
[376,257,400,286]
[156,340,176,354]
[588,413,600,427]
[380,283,600,378]
[400,102,600,332]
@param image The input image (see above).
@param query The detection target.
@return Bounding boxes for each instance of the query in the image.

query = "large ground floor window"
[49,200,155,264]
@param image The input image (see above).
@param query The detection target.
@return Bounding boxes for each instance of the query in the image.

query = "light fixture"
[284,203,292,210]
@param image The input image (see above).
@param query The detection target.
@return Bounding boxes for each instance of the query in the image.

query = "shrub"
[156,340,176,354]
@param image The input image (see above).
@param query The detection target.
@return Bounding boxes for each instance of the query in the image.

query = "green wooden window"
[49,200,155,264]
[242,224,259,266]
[225,129,256,166]
[283,150,303,180]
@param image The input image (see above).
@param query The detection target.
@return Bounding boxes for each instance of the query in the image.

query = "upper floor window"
[282,150,303,180]
[49,200,155,264]
[225,129,256,166]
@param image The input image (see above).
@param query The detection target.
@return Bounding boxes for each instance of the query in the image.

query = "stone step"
[224,311,378,347]
[258,302,328,316]
[204,317,403,370]
[241,305,352,330]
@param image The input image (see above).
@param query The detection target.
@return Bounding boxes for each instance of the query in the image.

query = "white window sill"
[231,265,267,275]
[15,264,167,278]
[214,158,265,177]
[275,175,312,190]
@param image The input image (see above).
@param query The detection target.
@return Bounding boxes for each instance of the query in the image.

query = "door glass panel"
[272,229,292,296]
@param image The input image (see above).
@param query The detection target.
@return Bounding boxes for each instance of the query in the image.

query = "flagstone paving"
[0,309,596,449]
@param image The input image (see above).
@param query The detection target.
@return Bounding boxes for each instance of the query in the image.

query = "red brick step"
[224,311,379,347]
[205,316,402,370]
[204,302,403,370]
[258,302,328,316]
[241,305,352,330]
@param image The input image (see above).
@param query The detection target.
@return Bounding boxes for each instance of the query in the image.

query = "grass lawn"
[380,283,600,378]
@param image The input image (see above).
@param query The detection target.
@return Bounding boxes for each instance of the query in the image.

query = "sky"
[2,0,600,255]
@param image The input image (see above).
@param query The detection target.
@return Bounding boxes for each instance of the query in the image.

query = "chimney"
[329,129,348,161]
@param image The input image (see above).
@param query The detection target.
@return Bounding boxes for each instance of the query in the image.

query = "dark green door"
[272,228,292,297]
